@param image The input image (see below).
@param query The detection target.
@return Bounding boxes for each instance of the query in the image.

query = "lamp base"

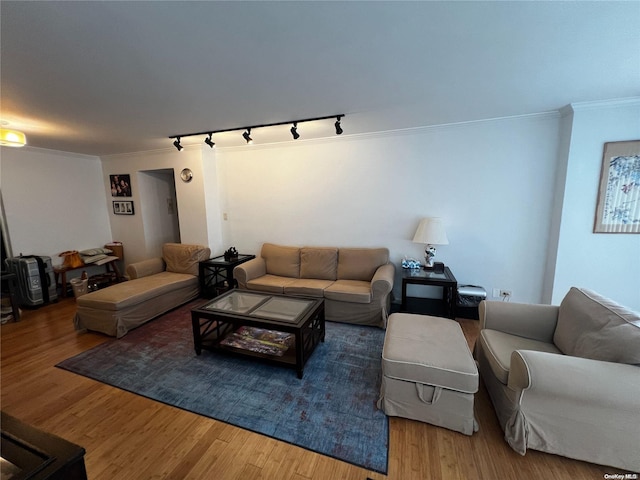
[424,244,436,268]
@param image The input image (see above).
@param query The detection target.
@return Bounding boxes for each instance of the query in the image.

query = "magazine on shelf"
[220,326,294,356]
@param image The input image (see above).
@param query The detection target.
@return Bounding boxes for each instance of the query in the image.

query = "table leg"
[191,313,202,355]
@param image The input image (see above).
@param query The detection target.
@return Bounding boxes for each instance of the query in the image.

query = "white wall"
[214,114,561,303]
[101,146,213,265]
[0,146,112,266]
[551,99,640,310]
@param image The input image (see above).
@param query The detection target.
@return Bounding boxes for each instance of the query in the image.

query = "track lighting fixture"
[169,113,344,148]
[290,123,300,140]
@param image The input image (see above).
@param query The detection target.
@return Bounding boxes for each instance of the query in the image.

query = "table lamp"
[412,217,449,269]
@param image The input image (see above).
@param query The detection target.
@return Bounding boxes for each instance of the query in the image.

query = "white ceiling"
[1,1,639,156]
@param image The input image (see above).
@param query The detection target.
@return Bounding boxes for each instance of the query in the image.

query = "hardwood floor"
[1,298,618,479]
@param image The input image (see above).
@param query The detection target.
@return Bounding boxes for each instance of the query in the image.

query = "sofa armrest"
[509,350,640,407]
[371,263,395,301]
[480,300,559,343]
[233,258,266,289]
[126,257,165,280]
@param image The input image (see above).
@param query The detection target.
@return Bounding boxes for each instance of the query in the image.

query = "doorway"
[138,169,181,257]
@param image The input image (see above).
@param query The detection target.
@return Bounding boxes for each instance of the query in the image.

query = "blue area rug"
[57,301,388,473]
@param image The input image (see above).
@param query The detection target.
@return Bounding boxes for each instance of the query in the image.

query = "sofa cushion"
[284,278,335,298]
[324,280,372,304]
[554,287,640,365]
[300,247,338,280]
[247,274,296,294]
[480,329,562,385]
[163,243,211,276]
[77,272,197,311]
[337,248,389,281]
[261,243,300,278]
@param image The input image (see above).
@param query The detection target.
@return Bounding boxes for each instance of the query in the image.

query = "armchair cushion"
[554,287,640,365]
[479,329,561,385]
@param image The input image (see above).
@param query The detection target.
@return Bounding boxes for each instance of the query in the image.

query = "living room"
[1,2,639,479]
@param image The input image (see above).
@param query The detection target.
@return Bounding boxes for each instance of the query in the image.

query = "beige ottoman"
[377,313,479,435]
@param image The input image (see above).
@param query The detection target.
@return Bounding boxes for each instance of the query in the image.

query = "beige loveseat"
[234,243,394,328]
[74,243,210,338]
[475,287,640,472]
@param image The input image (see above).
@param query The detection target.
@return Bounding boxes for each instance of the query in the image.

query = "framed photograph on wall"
[113,201,134,215]
[110,174,132,197]
[594,140,640,233]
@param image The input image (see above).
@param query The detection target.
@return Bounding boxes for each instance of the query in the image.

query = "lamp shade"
[0,129,27,147]
[412,217,449,245]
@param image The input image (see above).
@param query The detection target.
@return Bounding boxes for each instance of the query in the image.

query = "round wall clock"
[180,168,193,183]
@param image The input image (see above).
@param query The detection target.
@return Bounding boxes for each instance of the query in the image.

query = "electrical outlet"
[500,289,512,298]
[492,288,501,298]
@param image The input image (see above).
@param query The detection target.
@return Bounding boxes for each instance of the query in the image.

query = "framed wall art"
[113,201,134,216]
[110,174,132,197]
[593,140,640,233]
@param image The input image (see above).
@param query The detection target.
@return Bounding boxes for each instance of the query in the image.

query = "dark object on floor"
[1,411,88,480]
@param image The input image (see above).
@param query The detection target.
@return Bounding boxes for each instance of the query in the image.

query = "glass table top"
[201,291,315,323]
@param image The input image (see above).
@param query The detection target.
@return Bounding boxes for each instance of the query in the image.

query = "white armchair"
[475,287,640,472]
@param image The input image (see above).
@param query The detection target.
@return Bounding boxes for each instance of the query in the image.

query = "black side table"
[401,266,457,319]
[199,254,256,298]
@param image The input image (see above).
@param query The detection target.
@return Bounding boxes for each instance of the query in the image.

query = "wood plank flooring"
[0,298,619,479]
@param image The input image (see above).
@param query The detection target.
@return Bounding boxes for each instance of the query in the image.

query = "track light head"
[204,133,215,148]
[173,137,183,151]
[335,116,343,135]
[290,123,300,140]
[243,128,253,144]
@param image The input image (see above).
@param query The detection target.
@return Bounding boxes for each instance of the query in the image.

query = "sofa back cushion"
[300,247,338,280]
[163,243,211,276]
[337,248,389,281]
[553,287,640,365]
[261,243,300,278]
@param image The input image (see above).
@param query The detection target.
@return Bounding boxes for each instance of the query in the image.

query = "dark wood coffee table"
[191,290,325,378]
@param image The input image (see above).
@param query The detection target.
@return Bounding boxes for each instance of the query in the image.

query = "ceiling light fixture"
[169,113,344,148]
[334,116,343,135]
[0,128,27,147]
[290,122,300,140]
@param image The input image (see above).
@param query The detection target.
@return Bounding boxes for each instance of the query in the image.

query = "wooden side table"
[401,266,458,319]
[199,254,256,298]
[54,259,121,297]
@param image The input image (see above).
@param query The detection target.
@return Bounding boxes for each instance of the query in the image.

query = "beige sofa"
[74,243,210,338]
[475,287,640,472]
[234,243,394,328]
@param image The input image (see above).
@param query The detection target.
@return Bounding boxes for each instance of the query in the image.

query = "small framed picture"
[110,174,132,197]
[113,201,134,215]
